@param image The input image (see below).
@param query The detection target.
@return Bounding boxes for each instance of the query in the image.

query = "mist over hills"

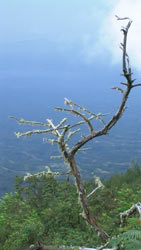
[0,53,141,196]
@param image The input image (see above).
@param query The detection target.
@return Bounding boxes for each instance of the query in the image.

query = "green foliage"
[109,230,141,250]
[4,217,44,250]
[0,193,44,250]
[0,164,140,249]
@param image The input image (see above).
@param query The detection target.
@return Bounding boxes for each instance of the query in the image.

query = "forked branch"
[70,17,141,156]
[9,17,141,244]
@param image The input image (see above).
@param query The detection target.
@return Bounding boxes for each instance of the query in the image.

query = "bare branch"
[131,83,141,88]
[56,107,94,133]
[78,147,91,152]
[57,125,70,156]
[65,98,109,121]
[56,106,107,128]
[115,15,131,21]
[47,119,61,137]
[87,176,104,199]
[23,167,61,181]
[120,202,141,227]
[43,138,58,144]
[50,155,64,159]
[121,20,132,79]
[9,116,50,127]
[111,87,124,94]
[10,16,141,245]
[67,128,81,141]
[120,82,127,86]
[15,129,52,138]
[70,18,139,156]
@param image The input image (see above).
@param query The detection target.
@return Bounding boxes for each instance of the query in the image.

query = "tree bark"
[68,155,109,242]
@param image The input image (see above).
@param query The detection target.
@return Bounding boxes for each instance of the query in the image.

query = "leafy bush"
[109,230,141,250]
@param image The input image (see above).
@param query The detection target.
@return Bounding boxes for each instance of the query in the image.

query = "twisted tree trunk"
[68,155,109,242]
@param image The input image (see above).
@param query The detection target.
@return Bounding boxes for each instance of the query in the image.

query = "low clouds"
[81,0,141,72]
[98,0,141,72]
[1,1,141,72]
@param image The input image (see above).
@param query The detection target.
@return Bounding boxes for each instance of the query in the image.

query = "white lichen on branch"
[23,166,61,181]
[120,202,141,226]
[9,17,141,245]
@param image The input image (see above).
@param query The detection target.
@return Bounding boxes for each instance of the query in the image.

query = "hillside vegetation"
[0,163,140,250]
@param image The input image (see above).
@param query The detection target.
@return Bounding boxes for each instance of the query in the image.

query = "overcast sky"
[0,0,141,79]
[1,0,141,170]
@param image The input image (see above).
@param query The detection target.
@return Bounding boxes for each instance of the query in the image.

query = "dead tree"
[9,17,141,243]
[120,202,141,227]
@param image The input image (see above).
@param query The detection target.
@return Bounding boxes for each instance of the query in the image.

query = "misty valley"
[0,81,141,196]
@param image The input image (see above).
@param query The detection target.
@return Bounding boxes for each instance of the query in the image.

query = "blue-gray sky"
[0,0,141,182]
[1,0,141,80]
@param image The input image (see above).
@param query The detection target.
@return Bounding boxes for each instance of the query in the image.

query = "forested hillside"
[0,163,140,250]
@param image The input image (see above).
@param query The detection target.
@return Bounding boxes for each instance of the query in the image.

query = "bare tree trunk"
[10,17,141,248]
[68,155,109,242]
